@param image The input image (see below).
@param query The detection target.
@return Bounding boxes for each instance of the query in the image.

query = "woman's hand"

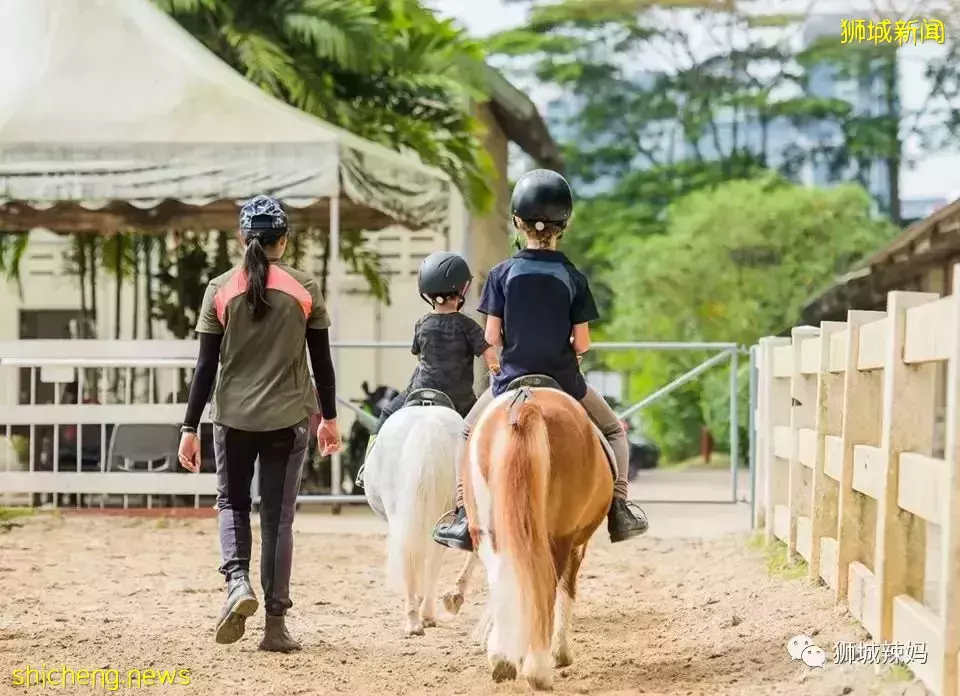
[316,419,341,456]
[178,431,201,473]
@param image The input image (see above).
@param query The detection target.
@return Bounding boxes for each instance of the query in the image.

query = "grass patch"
[883,663,913,682]
[0,507,33,522]
[660,453,747,471]
[747,531,809,579]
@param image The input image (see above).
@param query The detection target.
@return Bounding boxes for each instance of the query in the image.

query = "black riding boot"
[214,573,259,644]
[607,498,649,543]
[259,614,302,653]
[432,506,473,551]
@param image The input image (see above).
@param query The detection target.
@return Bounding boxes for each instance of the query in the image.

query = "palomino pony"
[362,391,479,636]
[464,379,614,690]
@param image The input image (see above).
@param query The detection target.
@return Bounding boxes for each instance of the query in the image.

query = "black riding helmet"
[418,251,472,310]
[510,169,573,227]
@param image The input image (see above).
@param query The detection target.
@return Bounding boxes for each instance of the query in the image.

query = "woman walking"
[177,194,341,652]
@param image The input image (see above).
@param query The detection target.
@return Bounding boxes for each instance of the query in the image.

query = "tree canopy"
[595,177,897,461]
[156,0,497,213]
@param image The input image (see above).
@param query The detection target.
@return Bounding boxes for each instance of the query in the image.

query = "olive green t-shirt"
[195,261,331,432]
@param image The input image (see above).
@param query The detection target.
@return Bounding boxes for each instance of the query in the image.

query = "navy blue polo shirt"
[478,248,599,399]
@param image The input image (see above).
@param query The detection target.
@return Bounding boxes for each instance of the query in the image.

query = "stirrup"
[624,500,648,526]
[433,507,459,528]
[355,463,365,488]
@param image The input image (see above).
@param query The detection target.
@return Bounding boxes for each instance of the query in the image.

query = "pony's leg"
[521,582,557,690]
[552,544,586,668]
[418,544,444,628]
[402,552,424,636]
[441,552,479,615]
[520,539,569,690]
[479,537,524,682]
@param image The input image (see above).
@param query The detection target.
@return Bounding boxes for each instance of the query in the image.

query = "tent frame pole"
[328,193,342,503]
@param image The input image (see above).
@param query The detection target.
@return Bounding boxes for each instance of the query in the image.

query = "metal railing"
[0,339,750,508]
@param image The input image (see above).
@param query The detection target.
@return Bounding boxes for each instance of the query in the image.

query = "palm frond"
[0,232,30,298]
[221,24,300,93]
[285,0,381,72]
[158,0,495,213]
[152,0,219,13]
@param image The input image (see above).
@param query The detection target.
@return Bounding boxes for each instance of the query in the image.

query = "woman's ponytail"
[243,237,270,321]
[238,194,288,320]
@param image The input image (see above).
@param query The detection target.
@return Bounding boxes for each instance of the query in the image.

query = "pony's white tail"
[385,414,458,592]
[490,397,556,654]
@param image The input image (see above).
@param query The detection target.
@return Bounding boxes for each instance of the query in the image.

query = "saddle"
[505,375,618,481]
[403,387,456,410]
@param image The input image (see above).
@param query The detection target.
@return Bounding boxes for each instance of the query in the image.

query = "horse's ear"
[361,380,370,395]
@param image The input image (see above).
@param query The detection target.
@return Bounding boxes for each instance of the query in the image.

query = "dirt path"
[0,507,930,696]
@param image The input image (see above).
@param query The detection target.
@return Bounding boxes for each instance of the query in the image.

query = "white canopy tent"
[0,0,453,229]
[0,0,463,499]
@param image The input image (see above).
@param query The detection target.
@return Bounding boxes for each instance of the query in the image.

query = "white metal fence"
[0,339,745,509]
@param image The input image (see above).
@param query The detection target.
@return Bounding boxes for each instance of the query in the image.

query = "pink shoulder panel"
[214,266,312,325]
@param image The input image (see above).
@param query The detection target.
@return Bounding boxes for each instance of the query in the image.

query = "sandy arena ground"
[0,478,932,696]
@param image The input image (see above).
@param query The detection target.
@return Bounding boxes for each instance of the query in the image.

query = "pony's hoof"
[526,673,554,691]
[524,653,554,690]
[404,623,425,637]
[552,647,573,668]
[489,656,518,682]
[441,592,464,615]
[421,617,436,628]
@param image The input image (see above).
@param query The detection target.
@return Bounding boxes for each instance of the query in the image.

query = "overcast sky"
[425,0,526,37]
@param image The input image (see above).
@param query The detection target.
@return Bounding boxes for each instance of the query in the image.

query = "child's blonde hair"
[514,217,567,247]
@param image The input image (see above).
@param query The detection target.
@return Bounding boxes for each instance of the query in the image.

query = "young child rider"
[356,252,500,485]
[431,169,648,551]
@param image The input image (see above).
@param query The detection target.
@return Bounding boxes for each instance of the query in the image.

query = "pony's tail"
[491,397,556,652]
[385,415,458,592]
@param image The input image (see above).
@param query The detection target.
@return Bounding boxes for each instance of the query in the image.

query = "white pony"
[362,403,479,635]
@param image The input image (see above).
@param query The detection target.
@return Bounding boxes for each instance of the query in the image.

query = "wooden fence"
[754,272,960,696]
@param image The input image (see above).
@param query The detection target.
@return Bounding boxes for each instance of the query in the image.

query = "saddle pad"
[590,421,618,481]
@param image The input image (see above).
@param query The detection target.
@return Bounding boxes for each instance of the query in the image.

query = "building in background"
[540,12,956,223]
[0,67,562,423]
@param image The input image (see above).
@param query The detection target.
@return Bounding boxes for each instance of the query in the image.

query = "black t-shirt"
[408,312,490,407]
[478,249,599,399]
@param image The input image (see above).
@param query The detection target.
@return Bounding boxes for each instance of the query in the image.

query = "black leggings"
[214,419,309,616]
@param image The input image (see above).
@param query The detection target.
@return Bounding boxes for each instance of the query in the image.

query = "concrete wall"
[0,105,517,425]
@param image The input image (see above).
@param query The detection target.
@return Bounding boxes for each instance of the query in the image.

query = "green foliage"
[748,533,809,580]
[154,0,497,214]
[603,177,896,460]
[153,233,212,340]
[609,177,895,345]
[700,359,749,464]
[0,233,29,296]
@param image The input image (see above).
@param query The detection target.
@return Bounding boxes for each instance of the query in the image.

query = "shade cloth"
[0,0,451,230]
